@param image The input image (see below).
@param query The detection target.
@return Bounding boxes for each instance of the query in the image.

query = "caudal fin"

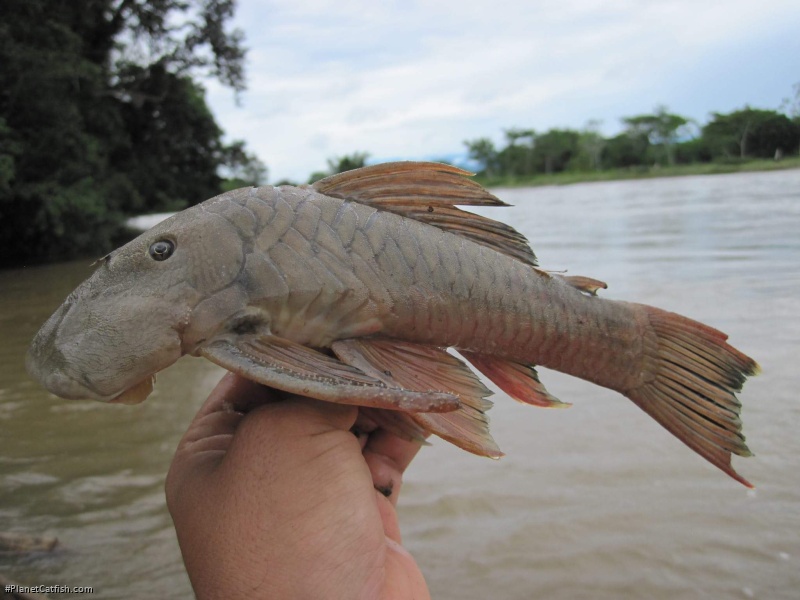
[627,306,759,487]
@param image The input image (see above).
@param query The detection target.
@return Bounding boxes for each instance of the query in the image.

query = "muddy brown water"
[2,170,799,599]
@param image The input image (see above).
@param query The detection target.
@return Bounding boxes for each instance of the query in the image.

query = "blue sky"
[204,0,800,182]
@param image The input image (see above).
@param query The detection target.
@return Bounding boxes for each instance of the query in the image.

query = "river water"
[1,170,798,599]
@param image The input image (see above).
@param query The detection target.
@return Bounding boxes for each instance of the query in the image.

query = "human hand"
[166,372,431,600]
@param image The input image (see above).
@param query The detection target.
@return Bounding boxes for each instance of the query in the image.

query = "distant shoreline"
[473,156,800,188]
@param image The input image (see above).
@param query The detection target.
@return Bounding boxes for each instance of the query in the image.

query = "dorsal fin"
[313,162,538,266]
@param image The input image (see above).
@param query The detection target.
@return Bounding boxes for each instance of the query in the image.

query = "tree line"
[0,0,265,266]
[464,102,800,179]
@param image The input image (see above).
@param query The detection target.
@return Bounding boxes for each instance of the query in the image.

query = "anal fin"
[200,334,460,413]
[332,338,502,457]
[460,352,570,408]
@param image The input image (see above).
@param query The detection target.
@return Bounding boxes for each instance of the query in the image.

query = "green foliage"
[114,65,227,212]
[531,129,580,174]
[495,129,533,176]
[464,138,499,177]
[625,106,689,165]
[0,0,262,267]
[780,81,800,119]
[463,96,799,185]
[327,152,370,174]
[220,140,269,190]
[573,120,605,171]
[703,108,800,159]
[602,133,649,169]
[307,152,370,184]
[673,137,714,165]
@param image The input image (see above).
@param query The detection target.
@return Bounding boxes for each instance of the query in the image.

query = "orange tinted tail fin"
[626,306,758,487]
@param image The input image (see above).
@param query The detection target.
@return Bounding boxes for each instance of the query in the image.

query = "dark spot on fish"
[230,315,262,335]
[375,483,394,498]
[427,206,434,213]
[383,369,392,377]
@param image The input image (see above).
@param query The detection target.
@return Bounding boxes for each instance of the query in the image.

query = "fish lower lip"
[108,375,156,405]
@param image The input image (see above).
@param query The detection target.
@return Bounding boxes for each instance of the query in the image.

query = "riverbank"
[473,155,800,187]
[124,158,800,233]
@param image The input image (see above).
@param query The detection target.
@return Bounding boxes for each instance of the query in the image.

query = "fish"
[26,162,759,486]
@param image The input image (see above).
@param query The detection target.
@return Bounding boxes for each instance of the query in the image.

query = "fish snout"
[44,366,102,401]
[26,302,105,401]
[26,344,105,401]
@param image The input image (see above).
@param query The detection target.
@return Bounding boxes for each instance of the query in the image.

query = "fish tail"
[625,305,759,487]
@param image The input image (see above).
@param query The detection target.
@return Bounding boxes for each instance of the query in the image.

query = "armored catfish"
[26,162,758,486]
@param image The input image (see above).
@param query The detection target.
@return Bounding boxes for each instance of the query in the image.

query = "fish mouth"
[27,346,156,404]
[107,375,157,405]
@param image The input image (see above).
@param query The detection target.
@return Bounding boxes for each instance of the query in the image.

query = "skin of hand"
[166,372,431,600]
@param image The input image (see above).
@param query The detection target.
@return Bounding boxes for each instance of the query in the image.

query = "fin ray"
[200,334,460,413]
[313,162,537,266]
[460,352,570,408]
[332,338,502,457]
[626,306,758,487]
[359,407,431,445]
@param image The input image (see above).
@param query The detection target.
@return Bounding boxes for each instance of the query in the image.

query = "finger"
[199,372,280,419]
[376,491,403,543]
[167,373,278,507]
[225,395,359,467]
[352,410,379,451]
[363,428,425,507]
[215,396,364,512]
[178,373,278,446]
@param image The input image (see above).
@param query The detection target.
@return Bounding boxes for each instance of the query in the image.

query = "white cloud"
[205,0,800,182]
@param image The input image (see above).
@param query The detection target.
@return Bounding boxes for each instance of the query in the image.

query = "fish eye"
[148,239,175,261]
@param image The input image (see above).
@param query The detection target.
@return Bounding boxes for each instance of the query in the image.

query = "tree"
[0,0,253,266]
[221,140,269,190]
[575,119,606,171]
[673,137,713,165]
[780,81,800,120]
[1,0,132,263]
[327,152,370,174]
[622,106,690,166]
[308,152,370,184]
[531,129,580,174]
[496,128,535,176]
[603,133,648,169]
[703,108,800,159]
[463,137,499,177]
[115,65,228,211]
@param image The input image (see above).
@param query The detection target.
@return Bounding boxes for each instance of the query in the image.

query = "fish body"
[27,163,758,485]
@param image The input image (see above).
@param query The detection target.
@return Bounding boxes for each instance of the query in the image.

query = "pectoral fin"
[460,352,570,408]
[332,338,502,457]
[200,334,460,413]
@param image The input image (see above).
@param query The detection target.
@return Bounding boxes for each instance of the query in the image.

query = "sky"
[204,0,800,183]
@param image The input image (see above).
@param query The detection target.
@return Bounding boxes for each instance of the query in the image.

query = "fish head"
[26,203,246,404]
